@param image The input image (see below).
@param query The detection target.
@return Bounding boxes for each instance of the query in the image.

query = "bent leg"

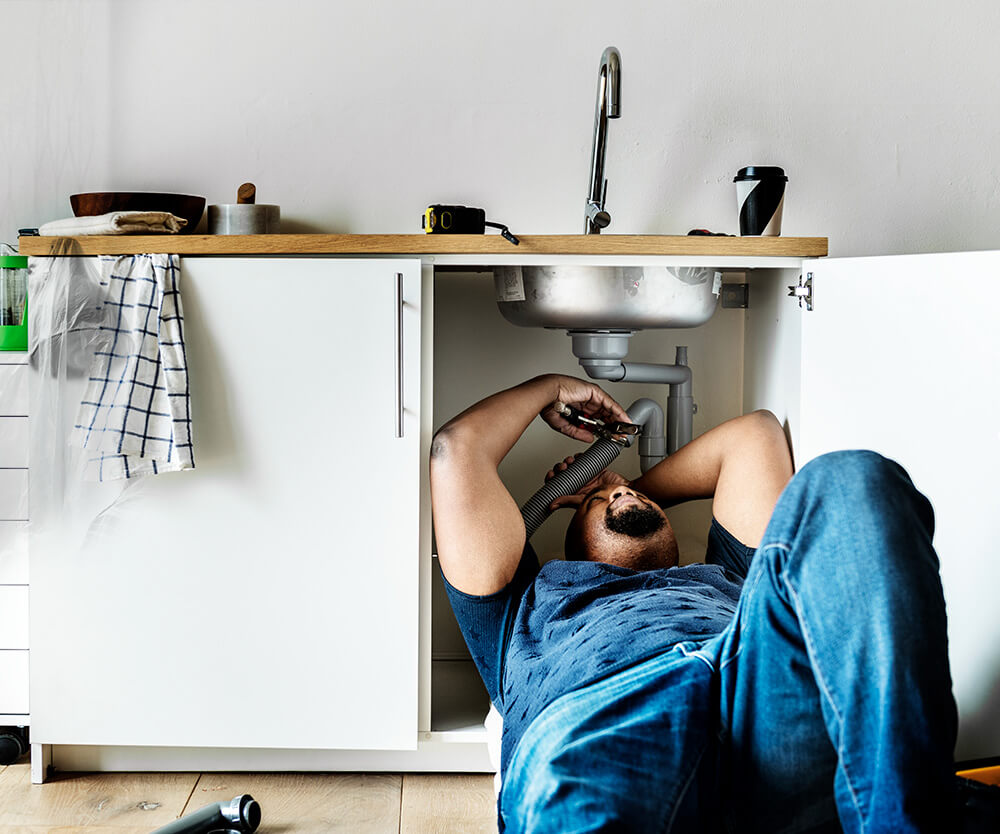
[715,450,957,833]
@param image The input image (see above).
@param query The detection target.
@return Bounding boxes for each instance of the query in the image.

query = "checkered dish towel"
[74,254,195,481]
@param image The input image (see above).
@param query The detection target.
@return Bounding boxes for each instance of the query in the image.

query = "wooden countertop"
[18,234,828,258]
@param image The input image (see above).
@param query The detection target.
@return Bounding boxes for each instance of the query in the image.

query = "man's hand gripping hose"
[519,402,642,540]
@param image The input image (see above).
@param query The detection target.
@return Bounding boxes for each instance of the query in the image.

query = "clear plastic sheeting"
[28,250,192,567]
[30,251,194,482]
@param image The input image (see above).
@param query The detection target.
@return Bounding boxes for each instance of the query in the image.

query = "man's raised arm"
[630,410,793,548]
[430,374,629,596]
[549,410,793,549]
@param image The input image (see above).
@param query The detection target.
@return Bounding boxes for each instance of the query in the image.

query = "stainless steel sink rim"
[494,265,721,330]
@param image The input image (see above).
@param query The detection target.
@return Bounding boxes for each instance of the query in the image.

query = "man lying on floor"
[429,373,1000,833]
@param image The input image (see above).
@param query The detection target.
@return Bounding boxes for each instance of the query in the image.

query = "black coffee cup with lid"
[734,166,787,236]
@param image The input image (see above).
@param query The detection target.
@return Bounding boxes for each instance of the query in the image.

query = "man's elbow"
[430,426,454,463]
[745,409,785,438]
[430,423,476,467]
[744,409,793,465]
[429,425,488,503]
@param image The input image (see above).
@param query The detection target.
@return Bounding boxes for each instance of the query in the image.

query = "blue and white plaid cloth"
[73,254,195,481]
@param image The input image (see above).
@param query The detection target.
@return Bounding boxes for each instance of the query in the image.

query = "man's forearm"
[629,411,783,507]
[629,410,793,547]
[627,431,721,508]
[432,375,558,468]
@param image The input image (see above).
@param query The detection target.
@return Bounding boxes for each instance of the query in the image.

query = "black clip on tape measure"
[422,205,519,245]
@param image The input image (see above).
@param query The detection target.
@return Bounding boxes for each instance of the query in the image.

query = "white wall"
[4,0,1000,256]
[2,0,112,248]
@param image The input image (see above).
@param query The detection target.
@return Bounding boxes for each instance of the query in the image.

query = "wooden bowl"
[70,192,206,234]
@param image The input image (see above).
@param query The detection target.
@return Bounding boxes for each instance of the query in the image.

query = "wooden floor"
[0,759,498,833]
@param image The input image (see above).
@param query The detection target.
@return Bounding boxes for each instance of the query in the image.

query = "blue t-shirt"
[442,518,756,778]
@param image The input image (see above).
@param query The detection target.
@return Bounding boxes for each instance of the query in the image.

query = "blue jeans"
[500,451,958,833]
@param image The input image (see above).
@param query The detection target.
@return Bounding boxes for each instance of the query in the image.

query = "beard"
[604,503,665,538]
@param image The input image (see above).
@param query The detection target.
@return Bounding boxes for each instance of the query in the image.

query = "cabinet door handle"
[394,272,404,438]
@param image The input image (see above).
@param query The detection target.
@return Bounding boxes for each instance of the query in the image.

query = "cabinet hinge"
[788,273,813,311]
[720,283,749,309]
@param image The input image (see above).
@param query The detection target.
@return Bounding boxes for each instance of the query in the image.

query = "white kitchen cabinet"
[433,251,1000,768]
[27,247,999,777]
[0,418,29,467]
[30,259,422,753]
[0,365,28,415]
[0,470,28,520]
[0,586,29,648]
[0,522,28,585]
[434,251,1000,768]
[0,351,29,725]
[0,651,29,715]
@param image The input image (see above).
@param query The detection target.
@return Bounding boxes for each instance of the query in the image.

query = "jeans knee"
[789,450,936,561]
[798,449,896,485]
[796,450,920,510]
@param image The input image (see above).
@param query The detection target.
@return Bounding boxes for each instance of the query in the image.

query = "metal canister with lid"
[208,183,280,234]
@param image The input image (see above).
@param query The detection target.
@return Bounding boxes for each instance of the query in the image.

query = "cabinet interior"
[428,269,758,735]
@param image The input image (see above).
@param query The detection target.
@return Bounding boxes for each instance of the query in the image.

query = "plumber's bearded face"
[564,484,678,571]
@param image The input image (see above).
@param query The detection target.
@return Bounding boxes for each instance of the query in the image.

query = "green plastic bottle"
[0,253,28,351]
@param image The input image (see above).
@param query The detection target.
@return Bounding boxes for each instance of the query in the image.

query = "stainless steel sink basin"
[494,265,721,330]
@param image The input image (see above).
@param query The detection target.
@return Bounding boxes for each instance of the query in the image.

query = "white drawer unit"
[0,417,29,467]
[0,352,29,728]
[0,586,28,649]
[0,522,28,584]
[0,470,28,521]
[0,366,27,415]
[0,355,29,578]
[0,651,29,714]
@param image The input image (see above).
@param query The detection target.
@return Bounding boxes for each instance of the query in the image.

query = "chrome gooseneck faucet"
[584,46,621,234]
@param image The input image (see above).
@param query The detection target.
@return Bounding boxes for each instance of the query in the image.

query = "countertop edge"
[16,234,829,258]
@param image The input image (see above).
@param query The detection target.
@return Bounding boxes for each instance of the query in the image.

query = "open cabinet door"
[797,251,1000,762]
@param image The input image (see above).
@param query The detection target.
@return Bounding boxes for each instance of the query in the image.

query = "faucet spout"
[585,46,621,234]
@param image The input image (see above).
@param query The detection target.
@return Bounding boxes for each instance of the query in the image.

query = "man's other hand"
[545,454,630,510]
[537,375,631,443]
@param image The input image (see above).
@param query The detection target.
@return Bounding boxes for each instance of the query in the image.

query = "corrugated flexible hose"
[519,437,626,540]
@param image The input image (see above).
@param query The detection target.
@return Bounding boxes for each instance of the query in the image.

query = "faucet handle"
[585,179,611,231]
[585,201,611,230]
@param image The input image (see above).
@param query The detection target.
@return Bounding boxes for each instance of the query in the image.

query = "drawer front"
[0,650,29,713]
[0,418,28,467]
[0,366,27,415]
[0,586,28,649]
[0,522,28,584]
[0,470,28,520]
